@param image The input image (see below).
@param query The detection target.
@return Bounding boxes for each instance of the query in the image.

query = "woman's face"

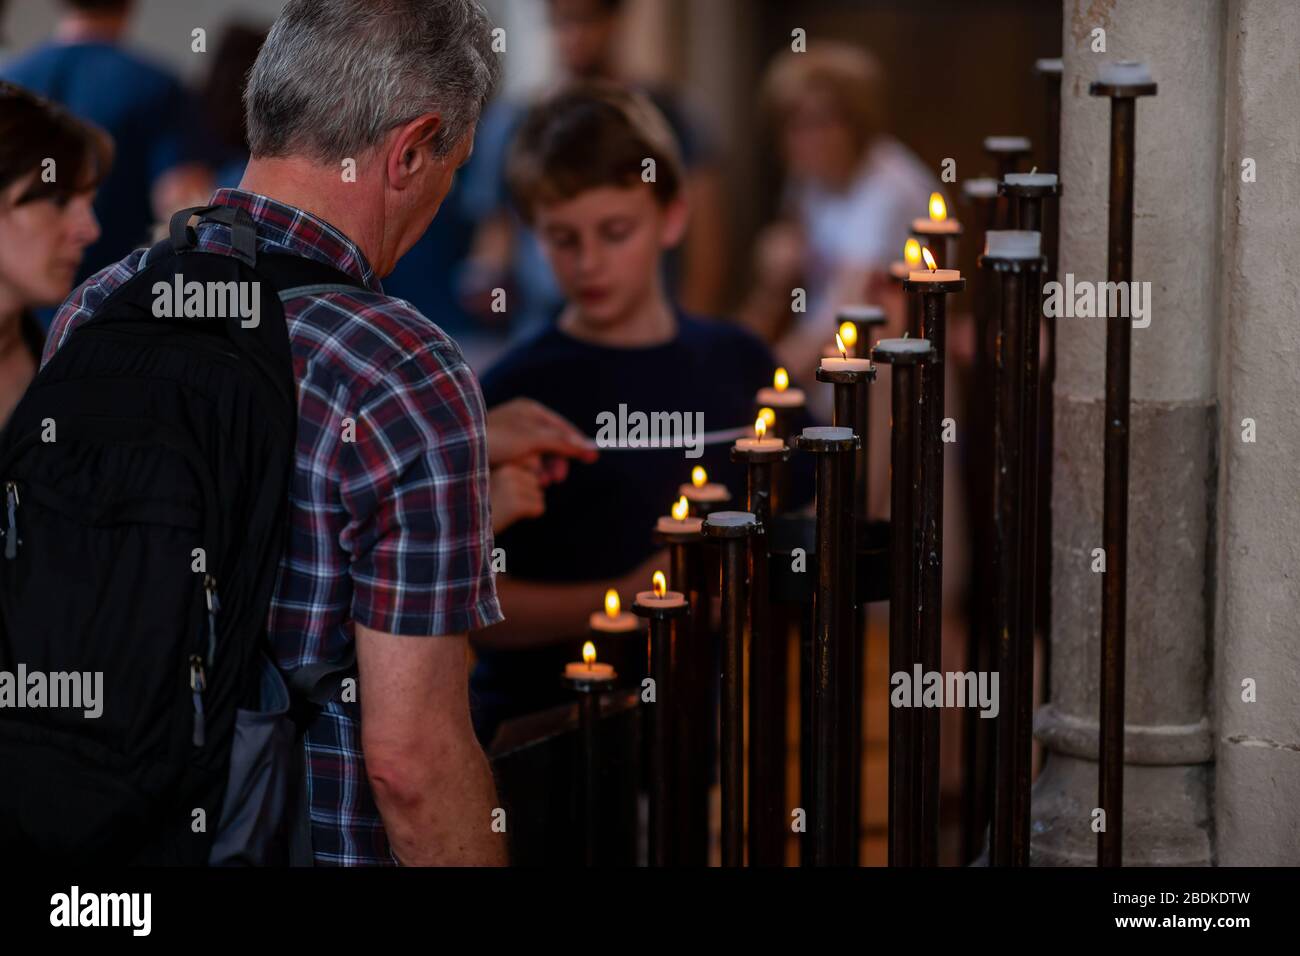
[781,86,860,186]
[0,173,100,310]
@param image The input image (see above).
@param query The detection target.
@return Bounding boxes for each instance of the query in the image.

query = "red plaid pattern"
[43,189,503,865]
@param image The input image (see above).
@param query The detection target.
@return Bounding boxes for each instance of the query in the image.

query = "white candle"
[589,610,639,633]
[755,386,805,407]
[963,177,1000,199]
[635,589,686,609]
[874,338,933,356]
[678,482,729,503]
[1035,57,1063,75]
[984,135,1031,153]
[821,356,872,373]
[656,514,705,534]
[565,660,616,681]
[734,434,784,452]
[1004,172,1059,189]
[838,304,885,324]
[984,230,1042,260]
[1098,60,1152,85]
[911,216,962,235]
[800,425,854,442]
[909,269,962,283]
[705,511,758,528]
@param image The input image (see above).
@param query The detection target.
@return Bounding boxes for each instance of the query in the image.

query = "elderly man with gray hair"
[41,0,511,865]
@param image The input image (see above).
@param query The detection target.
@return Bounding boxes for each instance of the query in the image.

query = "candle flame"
[672,495,690,521]
[755,416,767,440]
[652,570,667,598]
[835,332,848,360]
[758,406,776,430]
[583,641,597,666]
[773,367,789,392]
[838,321,858,349]
[922,247,938,272]
[604,589,620,618]
[904,238,922,267]
[928,191,948,223]
[691,466,707,488]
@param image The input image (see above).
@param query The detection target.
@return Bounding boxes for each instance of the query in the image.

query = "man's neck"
[55,12,129,44]
[559,286,677,348]
[238,157,391,274]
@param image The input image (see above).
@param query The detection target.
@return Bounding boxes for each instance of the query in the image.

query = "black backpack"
[0,205,360,865]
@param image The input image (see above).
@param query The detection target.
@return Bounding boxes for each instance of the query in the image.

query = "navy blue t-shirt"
[2,42,202,280]
[471,313,814,744]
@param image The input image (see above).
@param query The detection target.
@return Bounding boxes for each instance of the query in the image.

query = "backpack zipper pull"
[189,655,207,747]
[4,482,19,560]
[203,575,221,667]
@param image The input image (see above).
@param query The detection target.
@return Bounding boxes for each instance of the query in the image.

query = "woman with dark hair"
[0,81,110,433]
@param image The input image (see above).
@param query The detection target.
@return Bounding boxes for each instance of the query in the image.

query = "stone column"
[1031,0,1221,865]
[1213,0,1300,866]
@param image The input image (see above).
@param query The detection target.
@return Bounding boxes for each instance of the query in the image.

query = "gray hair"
[244,0,501,161]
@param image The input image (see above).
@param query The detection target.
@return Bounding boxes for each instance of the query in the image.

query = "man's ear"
[659,194,690,249]
[386,113,442,189]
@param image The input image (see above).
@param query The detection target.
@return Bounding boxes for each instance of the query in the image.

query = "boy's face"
[533,183,686,328]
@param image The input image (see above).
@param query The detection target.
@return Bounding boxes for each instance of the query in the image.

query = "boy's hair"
[506,84,685,222]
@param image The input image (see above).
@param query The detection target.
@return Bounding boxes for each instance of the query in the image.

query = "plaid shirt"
[44,189,503,865]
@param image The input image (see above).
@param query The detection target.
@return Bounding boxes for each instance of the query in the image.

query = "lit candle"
[889,237,924,281]
[733,415,784,453]
[589,587,640,633]
[755,367,806,408]
[636,569,686,609]
[678,465,729,504]
[909,246,962,284]
[564,640,617,682]
[911,190,962,236]
[656,494,706,535]
[820,331,873,373]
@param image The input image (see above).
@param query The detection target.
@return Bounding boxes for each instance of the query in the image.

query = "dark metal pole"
[1090,69,1156,868]
[659,522,704,866]
[632,596,688,867]
[872,339,933,866]
[791,426,858,866]
[563,675,611,866]
[905,274,966,866]
[985,256,1027,868]
[732,444,790,866]
[703,510,758,867]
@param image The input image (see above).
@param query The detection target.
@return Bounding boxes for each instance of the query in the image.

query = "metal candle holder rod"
[872,337,934,866]
[702,510,759,867]
[731,441,791,866]
[902,271,966,866]
[563,670,616,866]
[791,426,859,866]
[1089,64,1158,870]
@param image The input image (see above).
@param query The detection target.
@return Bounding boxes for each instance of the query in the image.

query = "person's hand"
[490,463,546,534]
[485,398,599,484]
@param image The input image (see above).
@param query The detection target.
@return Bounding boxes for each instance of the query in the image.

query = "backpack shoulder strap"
[257,252,367,300]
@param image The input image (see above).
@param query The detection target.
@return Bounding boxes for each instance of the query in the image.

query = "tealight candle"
[589,588,640,633]
[636,570,686,609]
[656,494,706,534]
[874,337,934,355]
[911,191,961,236]
[1035,57,1063,76]
[820,331,872,373]
[733,415,784,452]
[755,367,805,408]
[984,230,1042,260]
[909,247,961,284]
[564,640,617,682]
[1098,59,1152,85]
[963,177,1000,200]
[678,466,729,504]
[1004,171,1059,189]
[984,135,1032,153]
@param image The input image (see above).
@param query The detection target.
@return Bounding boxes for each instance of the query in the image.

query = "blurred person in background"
[197,22,268,189]
[1,0,209,285]
[0,82,107,435]
[744,43,937,393]
[457,0,728,341]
